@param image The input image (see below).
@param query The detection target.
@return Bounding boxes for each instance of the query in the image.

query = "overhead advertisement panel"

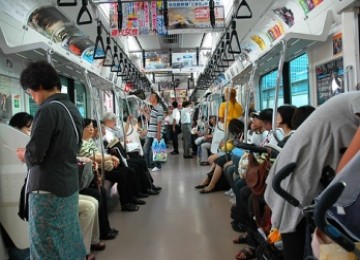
[168,0,225,34]
[110,0,224,36]
[0,0,48,24]
[27,6,102,66]
[145,52,171,70]
[110,1,167,36]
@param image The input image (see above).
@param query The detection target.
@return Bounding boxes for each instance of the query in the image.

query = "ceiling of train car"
[55,0,276,91]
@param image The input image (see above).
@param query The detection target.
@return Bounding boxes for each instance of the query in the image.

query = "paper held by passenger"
[0,123,30,249]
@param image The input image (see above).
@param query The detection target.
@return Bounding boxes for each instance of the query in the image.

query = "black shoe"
[136,192,149,198]
[100,230,117,240]
[194,184,207,189]
[121,203,139,212]
[133,199,146,205]
[110,228,119,235]
[183,155,193,159]
[151,185,162,191]
[170,151,179,155]
[146,188,160,195]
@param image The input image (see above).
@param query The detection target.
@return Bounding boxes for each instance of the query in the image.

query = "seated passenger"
[78,194,104,260]
[9,112,33,135]
[198,116,216,166]
[265,92,360,260]
[275,105,296,147]
[79,118,141,212]
[195,119,244,193]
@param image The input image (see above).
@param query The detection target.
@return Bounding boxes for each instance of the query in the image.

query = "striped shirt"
[78,139,98,158]
[147,104,164,138]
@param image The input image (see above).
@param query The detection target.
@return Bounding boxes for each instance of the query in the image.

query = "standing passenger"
[143,93,164,172]
[170,101,181,155]
[16,61,86,259]
[181,101,193,158]
[218,87,242,126]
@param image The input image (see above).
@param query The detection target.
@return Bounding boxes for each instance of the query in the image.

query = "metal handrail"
[243,62,257,143]
[344,65,353,92]
[83,70,106,176]
[271,40,287,143]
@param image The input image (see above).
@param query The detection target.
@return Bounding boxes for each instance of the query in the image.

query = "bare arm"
[336,127,360,172]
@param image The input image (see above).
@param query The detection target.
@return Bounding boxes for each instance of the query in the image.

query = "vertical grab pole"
[344,65,353,92]
[111,84,128,151]
[208,94,214,130]
[272,40,287,142]
[83,70,106,176]
[244,62,257,143]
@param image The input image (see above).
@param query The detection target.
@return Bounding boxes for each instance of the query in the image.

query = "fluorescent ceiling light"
[202,33,213,49]
[223,0,235,20]
[99,3,111,19]
[127,36,141,52]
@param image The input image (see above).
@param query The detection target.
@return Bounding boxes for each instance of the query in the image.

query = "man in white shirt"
[181,101,193,158]
[170,101,181,154]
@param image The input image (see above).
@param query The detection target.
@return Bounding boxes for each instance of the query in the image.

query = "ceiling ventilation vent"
[159,34,182,49]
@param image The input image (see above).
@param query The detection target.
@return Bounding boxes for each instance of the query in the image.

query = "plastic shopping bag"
[152,139,168,162]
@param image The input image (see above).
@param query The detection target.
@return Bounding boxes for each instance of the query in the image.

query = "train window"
[259,70,284,109]
[74,81,87,117]
[289,54,309,106]
[60,76,69,94]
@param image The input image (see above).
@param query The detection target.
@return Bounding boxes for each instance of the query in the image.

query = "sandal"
[233,232,248,244]
[194,184,207,189]
[235,246,255,260]
[91,241,106,251]
[200,162,210,166]
[86,254,96,260]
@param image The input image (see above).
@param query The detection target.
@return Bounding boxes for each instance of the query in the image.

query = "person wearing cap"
[258,108,283,146]
[218,87,243,127]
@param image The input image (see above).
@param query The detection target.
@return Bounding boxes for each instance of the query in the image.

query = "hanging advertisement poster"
[298,0,323,15]
[110,2,151,36]
[316,57,344,105]
[266,22,285,42]
[151,1,167,35]
[28,6,95,57]
[168,0,225,33]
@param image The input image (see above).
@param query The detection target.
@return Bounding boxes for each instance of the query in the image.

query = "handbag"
[245,152,271,229]
[18,171,29,221]
[78,160,95,190]
[245,152,270,196]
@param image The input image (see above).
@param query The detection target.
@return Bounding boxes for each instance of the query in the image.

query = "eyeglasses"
[25,88,31,96]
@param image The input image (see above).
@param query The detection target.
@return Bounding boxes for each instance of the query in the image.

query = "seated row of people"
[194,103,317,260]
[8,110,162,259]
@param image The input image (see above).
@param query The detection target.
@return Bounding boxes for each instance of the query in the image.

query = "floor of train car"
[94,144,244,260]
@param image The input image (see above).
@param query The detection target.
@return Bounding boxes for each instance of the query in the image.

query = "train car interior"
[0,0,359,259]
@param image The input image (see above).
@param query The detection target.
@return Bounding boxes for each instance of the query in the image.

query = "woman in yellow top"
[218,87,243,126]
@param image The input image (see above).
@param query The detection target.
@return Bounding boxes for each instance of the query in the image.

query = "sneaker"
[151,167,161,172]
[229,197,236,205]
[224,189,233,196]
